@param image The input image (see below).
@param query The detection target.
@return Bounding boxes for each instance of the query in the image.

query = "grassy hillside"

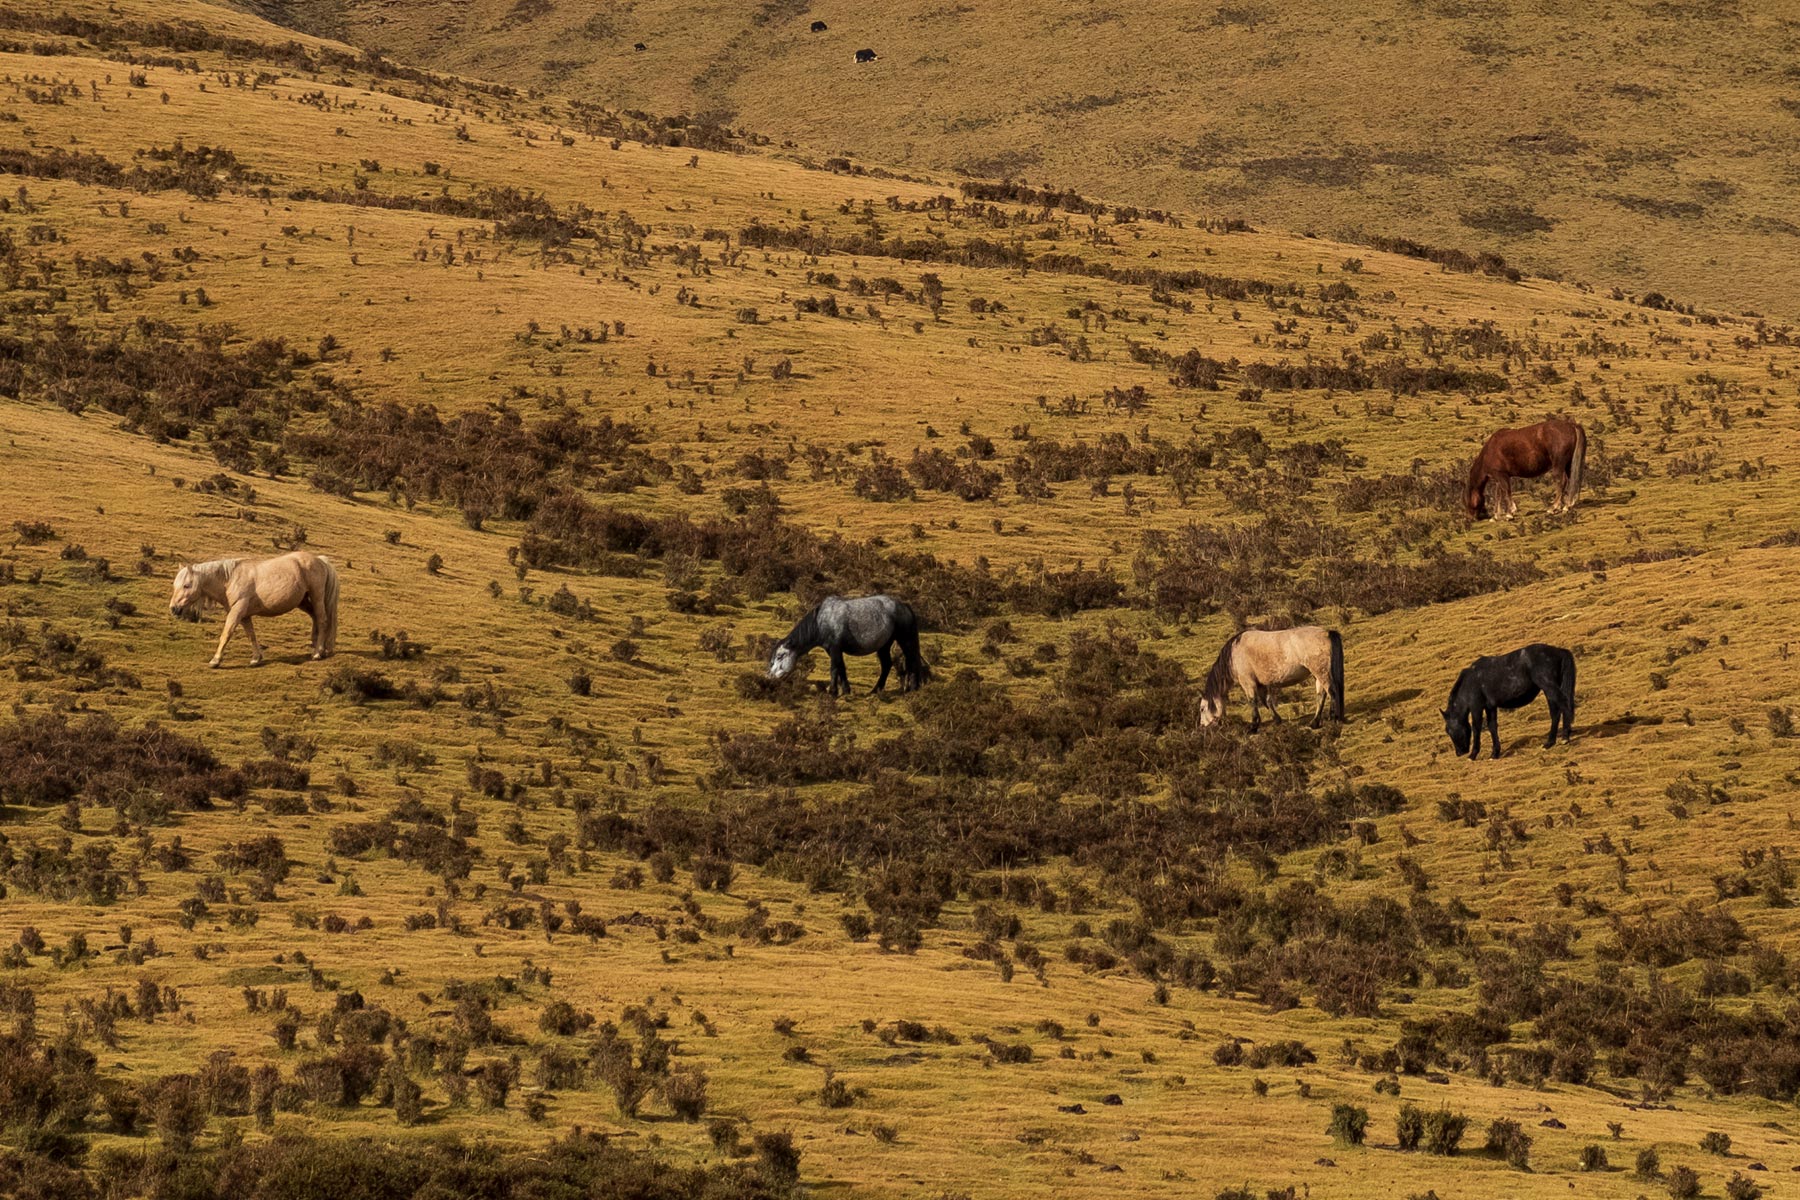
[212,0,1800,321]
[2,2,1800,1197]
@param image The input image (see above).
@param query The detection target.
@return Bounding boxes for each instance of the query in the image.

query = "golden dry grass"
[226,0,1800,319]
[1,3,1800,1197]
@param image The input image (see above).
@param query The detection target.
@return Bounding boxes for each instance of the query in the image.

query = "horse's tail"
[898,601,930,689]
[320,557,340,654]
[1327,629,1345,721]
[1567,422,1586,507]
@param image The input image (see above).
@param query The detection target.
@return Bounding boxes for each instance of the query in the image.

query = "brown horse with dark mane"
[1465,418,1586,519]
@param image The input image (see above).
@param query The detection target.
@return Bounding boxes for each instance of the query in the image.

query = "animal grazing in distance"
[169,550,339,668]
[810,19,828,32]
[1466,417,1586,520]
[1443,643,1575,759]
[766,595,929,696]
[633,41,647,52]
[1199,625,1344,730]
[853,47,877,63]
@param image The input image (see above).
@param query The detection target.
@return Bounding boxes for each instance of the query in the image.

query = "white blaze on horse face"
[767,644,797,679]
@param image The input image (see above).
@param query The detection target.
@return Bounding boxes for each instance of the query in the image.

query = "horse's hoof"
[208,660,221,669]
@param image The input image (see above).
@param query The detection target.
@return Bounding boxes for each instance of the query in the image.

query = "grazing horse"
[853,47,878,63]
[1442,643,1575,760]
[1466,418,1586,519]
[169,550,339,668]
[766,595,928,696]
[1199,626,1344,730]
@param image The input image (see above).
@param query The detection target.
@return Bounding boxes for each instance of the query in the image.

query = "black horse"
[766,595,929,696]
[1443,643,1575,759]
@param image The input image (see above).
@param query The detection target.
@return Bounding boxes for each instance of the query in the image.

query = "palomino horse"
[169,550,340,668]
[1465,418,1586,519]
[1198,626,1344,730]
[766,594,929,696]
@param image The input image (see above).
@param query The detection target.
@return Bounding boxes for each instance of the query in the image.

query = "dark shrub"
[1327,1104,1368,1146]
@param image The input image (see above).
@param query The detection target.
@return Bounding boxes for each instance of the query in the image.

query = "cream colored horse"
[169,551,339,668]
[1198,626,1344,730]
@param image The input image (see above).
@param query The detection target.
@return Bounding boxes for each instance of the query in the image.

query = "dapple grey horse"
[766,595,929,696]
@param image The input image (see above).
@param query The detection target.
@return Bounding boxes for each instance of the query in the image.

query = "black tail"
[1327,629,1345,721]
[898,604,930,690]
[1561,648,1577,723]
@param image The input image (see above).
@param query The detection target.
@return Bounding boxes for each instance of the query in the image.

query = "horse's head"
[169,566,203,621]
[766,640,799,680]
[1442,706,1472,755]
[1465,485,1488,520]
[1197,695,1223,727]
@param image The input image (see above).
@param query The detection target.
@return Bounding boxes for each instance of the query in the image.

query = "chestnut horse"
[1465,418,1586,519]
[169,550,339,668]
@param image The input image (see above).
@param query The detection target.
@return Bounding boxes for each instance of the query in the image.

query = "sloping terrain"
[0,3,1799,1198]
[215,0,1800,320]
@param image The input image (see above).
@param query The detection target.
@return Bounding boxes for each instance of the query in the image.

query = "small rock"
[1101,1094,1123,1106]
[1058,1104,1086,1114]
[1314,1157,1336,1167]
[1540,1118,1566,1129]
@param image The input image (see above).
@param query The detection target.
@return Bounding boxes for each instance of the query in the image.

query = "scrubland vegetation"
[251,0,1800,318]
[0,2,1797,1197]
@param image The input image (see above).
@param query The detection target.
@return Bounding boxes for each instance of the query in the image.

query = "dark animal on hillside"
[854,48,877,63]
[1443,643,1575,759]
[766,595,928,696]
[1465,417,1586,519]
[169,550,340,668]
[1199,626,1344,730]
[634,41,647,51]
[811,20,828,31]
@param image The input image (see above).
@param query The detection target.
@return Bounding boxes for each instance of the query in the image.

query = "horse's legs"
[1485,705,1502,759]
[1498,475,1517,519]
[210,601,249,667]
[1262,685,1282,723]
[827,648,848,697]
[873,645,893,694]
[1547,466,1568,513]
[1246,687,1261,731]
[1310,674,1328,729]
[306,593,323,656]
[242,616,264,666]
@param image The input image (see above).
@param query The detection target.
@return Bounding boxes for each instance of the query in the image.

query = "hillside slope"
[1,2,1800,1197]
[214,0,1800,319]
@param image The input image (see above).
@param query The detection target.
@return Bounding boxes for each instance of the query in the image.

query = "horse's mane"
[1201,632,1243,704]
[1446,667,1472,711]
[182,558,241,606]
[782,601,824,650]
[1465,449,1489,491]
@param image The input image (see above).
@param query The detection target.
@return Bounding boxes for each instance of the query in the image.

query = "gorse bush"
[1326,1103,1368,1146]
[0,712,231,816]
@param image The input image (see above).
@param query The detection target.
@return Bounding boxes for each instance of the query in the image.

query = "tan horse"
[1198,626,1344,730]
[169,551,339,668]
